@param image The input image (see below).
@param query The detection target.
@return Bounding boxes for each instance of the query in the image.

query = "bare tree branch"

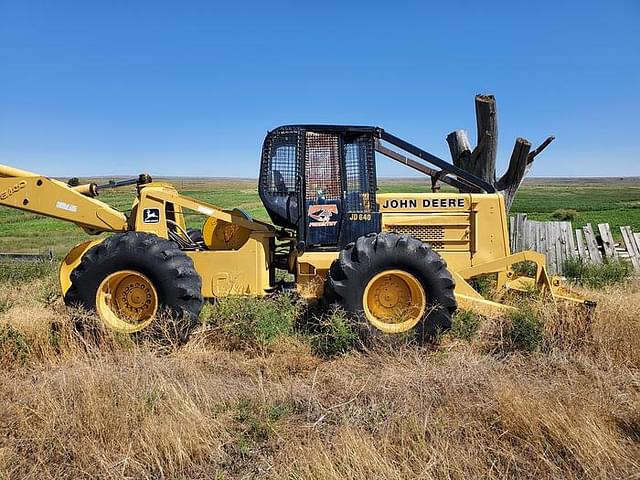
[496,137,531,211]
[446,130,472,171]
[527,136,555,164]
[446,95,554,213]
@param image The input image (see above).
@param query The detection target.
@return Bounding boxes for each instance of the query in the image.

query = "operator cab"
[259,125,381,249]
[259,124,497,252]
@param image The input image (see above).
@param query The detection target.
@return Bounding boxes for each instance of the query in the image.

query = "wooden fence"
[509,213,640,275]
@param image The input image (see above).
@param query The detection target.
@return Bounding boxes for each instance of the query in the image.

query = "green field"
[510,178,640,236]
[1,177,639,254]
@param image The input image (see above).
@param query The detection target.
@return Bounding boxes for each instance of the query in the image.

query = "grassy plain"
[510,177,640,236]
[1,176,640,254]
[0,265,638,478]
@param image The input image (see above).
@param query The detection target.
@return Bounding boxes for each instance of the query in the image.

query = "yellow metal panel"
[383,212,471,251]
[59,239,104,295]
[202,216,251,250]
[437,251,472,271]
[187,232,274,298]
[382,212,471,226]
[377,192,510,269]
[134,193,169,238]
[296,251,338,297]
[467,194,510,266]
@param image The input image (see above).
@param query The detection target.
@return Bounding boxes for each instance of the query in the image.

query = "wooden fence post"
[620,226,640,271]
[583,224,603,264]
[576,229,588,261]
[597,224,618,259]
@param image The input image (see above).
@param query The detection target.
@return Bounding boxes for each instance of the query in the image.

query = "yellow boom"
[0,164,127,233]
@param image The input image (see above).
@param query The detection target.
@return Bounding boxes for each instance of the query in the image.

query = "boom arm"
[375,129,497,194]
[0,164,128,233]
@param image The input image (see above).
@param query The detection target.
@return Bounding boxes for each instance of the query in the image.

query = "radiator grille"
[389,225,445,249]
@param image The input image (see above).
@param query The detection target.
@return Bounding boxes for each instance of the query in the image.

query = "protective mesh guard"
[304,132,341,201]
[263,128,301,195]
[259,127,303,230]
[343,134,376,212]
[303,132,341,246]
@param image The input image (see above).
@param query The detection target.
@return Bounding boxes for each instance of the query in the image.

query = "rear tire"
[64,232,203,342]
[324,232,456,343]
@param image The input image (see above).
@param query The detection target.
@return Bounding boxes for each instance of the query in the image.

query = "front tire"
[324,232,456,343]
[64,232,204,341]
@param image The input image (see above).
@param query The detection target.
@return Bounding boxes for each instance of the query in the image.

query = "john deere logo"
[142,208,160,224]
[308,204,338,227]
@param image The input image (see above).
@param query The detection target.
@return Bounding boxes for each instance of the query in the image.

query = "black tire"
[324,232,456,343]
[64,232,204,341]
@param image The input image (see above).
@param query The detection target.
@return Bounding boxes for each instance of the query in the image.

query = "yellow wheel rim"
[96,270,159,333]
[363,269,427,334]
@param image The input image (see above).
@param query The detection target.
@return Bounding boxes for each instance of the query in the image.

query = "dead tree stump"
[446,94,554,211]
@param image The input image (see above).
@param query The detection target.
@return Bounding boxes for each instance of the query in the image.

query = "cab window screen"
[343,134,376,212]
[266,133,298,194]
[304,132,341,201]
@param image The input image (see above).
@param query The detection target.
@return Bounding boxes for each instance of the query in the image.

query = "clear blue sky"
[1,0,638,178]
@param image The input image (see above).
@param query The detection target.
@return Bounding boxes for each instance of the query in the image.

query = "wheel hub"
[375,277,411,309]
[96,270,159,332]
[120,281,153,312]
[363,270,427,334]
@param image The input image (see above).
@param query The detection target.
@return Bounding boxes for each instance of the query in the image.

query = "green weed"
[469,275,495,298]
[233,399,272,442]
[451,310,482,341]
[202,293,301,349]
[0,323,30,365]
[311,308,358,357]
[37,275,61,305]
[0,297,12,314]
[511,260,538,277]
[506,306,544,352]
[228,398,290,464]
[563,257,632,288]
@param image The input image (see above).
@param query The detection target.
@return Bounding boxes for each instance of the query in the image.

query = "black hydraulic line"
[95,174,152,191]
[377,130,496,193]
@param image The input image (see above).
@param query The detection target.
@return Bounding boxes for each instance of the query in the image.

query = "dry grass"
[0,271,639,479]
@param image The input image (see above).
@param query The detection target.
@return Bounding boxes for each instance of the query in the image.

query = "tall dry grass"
[0,268,638,479]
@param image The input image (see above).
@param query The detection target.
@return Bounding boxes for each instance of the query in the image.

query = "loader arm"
[0,164,128,233]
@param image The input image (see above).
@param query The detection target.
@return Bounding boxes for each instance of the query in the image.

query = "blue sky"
[0,0,638,178]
